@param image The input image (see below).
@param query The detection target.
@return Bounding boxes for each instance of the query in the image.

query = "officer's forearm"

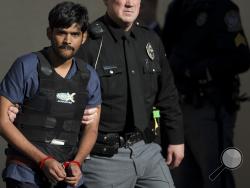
[74,105,101,163]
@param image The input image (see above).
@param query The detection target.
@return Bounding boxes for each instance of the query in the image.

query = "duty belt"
[91,131,143,157]
[119,132,143,147]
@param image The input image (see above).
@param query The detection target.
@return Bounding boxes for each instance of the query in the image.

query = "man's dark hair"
[48,1,88,32]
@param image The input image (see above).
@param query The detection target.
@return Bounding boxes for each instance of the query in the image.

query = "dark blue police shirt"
[0,52,102,186]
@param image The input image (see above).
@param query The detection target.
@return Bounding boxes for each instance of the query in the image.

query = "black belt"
[119,131,143,147]
[91,131,143,157]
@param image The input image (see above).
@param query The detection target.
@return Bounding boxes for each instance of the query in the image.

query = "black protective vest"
[13,51,90,162]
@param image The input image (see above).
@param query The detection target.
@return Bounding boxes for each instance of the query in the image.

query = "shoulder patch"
[134,21,150,30]
[235,33,247,47]
[224,10,242,32]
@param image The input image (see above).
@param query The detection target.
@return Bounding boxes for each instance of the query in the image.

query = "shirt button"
[152,68,156,72]
[110,70,114,74]
[131,70,135,74]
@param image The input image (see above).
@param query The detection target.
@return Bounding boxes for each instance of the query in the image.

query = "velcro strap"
[16,113,56,128]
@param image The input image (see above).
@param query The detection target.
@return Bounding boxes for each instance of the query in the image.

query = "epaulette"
[134,21,150,31]
[88,22,104,39]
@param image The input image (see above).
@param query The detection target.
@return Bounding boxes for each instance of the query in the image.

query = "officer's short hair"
[48,1,88,32]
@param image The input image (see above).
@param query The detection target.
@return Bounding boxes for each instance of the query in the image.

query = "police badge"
[146,42,155,60]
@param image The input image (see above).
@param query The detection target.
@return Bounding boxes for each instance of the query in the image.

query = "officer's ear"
[81,31,88,44]
[47,27,52,41]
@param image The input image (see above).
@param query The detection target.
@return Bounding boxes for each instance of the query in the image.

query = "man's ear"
[81,31,88,44]
[47,27,52,40]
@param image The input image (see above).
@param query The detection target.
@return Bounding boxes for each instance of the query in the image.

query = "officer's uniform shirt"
[162,1,250,187]
[77,15,183,144]
[163,0,250,83]
[0,51,102,186]
[163,0,250,108]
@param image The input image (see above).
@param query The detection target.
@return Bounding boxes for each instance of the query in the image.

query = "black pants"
[171,103,236,188]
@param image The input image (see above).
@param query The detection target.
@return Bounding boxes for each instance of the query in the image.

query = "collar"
[41,47,78,79]
[103,14,137,42]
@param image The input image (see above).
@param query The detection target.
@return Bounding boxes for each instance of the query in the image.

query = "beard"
[51,42,76,61]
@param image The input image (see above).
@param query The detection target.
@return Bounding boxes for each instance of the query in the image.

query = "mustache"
[58,44,74,51]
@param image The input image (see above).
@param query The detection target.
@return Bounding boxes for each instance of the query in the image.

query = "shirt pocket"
[97,65,123,99]
[143,59,161,74]
[143,60,161,97]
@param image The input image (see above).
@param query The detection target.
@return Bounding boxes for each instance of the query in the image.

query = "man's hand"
[81,107,98,125]
[64,163,82,187]
[41,158,66,184]
[7,105,19,123]
[166,144,184,169]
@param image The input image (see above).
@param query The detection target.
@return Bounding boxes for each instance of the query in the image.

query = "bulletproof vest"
[13,51,90,162]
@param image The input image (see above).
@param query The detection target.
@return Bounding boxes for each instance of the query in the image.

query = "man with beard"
[0,2,101,187]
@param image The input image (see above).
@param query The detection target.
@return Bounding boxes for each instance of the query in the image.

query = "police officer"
[162,0,250,188]
[0,2,101,187]
[75,0,184,187]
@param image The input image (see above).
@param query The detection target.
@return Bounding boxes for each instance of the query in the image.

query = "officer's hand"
[41,158,66,184]
[166,144,184,169]
[81,107,98,125]
[64,163,82,187]
[7,105,19,123]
